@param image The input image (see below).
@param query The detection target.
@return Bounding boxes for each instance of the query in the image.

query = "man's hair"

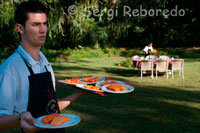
[14,1,47,27]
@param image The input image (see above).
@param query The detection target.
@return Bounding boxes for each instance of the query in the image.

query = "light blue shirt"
[0,45,56,116]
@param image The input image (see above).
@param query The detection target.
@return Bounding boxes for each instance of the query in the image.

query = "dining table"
[133,58,173,68]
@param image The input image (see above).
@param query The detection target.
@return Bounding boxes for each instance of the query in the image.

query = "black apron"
[17,51,65,133]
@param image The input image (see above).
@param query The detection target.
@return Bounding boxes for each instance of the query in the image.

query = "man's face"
[22,13,47,47]
[149,43,153,47]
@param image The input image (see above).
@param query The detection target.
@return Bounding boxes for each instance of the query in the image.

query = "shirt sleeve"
[0,71,16,116]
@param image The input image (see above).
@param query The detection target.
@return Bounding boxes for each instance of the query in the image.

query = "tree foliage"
[0,0,199,54]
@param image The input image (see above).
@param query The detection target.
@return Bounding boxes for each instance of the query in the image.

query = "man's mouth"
[39,36,46,40]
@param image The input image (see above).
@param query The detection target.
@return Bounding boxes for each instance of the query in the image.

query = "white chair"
[170,59,184,79]
[159,55,170,60]
[155,60,169,79]
[146,55,156,59]
[140,60,154,79]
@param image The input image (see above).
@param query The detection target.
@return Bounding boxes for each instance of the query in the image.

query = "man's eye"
[33,23,40,26]
[44,22,48,25]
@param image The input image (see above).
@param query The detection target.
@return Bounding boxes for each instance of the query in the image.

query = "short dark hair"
[14,1,46,27]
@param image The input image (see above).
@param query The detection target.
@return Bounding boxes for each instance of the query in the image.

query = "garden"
[0,0,200,132]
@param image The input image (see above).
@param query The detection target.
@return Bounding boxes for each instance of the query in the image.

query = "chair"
[140,60,154,79]
[155,60,169,79]
[146,55,156,59]
[132,55,140,59]
[159,55,169,60]
[170,59,184,79]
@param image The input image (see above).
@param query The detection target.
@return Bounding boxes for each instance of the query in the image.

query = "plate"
[79,77,105,84]
[95,80,126,87]
[57,80,82,85]
[76,84,104,92]
[34,114,81,129]
[101,84,134,94]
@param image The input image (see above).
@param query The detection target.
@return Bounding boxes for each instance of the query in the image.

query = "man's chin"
[36,41,45,46]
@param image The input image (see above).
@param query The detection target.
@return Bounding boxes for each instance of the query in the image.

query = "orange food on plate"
[65,78,82,84]
[101,80,118,86]
[84,85,101,90]
[82,76,99,82]
[42,113,60,124]
[107,84,126,91]
[50,115,70,126]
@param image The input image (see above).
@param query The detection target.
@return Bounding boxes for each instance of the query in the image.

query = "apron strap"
[45,65,49,72]
[17,50,34,75]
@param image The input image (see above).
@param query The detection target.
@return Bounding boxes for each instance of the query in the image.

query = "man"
[143,42,153,57]
[0,1,87,132]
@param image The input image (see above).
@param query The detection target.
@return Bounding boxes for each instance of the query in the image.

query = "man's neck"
[21,43,41,62]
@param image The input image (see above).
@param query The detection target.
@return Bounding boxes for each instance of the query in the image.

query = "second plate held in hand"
[101,84,134,94]
[76,84,104,92]
[57,80,81,86]
[79,77,105,84]
[95,80,126,87]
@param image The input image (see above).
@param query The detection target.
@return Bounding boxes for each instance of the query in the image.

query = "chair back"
[159,55,169,60]
[172,59,184,70]
[133,55,140,59]
[141,60,154,71]
[156,60,168,72]
[146,55,156,59]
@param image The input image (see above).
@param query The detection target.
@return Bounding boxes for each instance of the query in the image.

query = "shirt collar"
[16,45,49,66]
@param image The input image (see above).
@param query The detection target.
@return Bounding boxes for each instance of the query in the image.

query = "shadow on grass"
[52,64,103,79]
[103,67,139,77]
[168,49,200,59]
[56,84,200,132]
[103,67,157,78]
[52,65,97,72]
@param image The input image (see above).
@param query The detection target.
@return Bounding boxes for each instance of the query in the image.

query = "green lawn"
[52,51,200,132]
[1,48,200,133]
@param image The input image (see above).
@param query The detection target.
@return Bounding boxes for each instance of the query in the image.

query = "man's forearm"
[58,90,87,111]
[0,114,20,130]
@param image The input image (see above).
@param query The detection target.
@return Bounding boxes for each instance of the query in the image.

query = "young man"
[0,1,87,132]
[143,42,153,57]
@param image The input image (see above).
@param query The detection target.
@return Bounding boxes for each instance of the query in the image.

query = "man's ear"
[15,23,24,34]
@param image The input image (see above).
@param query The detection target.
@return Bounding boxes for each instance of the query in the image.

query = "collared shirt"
[0,45,56,116]
[143,46,153,52]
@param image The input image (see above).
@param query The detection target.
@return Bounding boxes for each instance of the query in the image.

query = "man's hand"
[20,112,43,133]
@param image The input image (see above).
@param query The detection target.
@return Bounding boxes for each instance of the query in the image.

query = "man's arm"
[58,90,88,111]
[0,114,20,130]
[0,112,42,132]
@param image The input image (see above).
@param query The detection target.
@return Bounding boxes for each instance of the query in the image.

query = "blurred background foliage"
[0,0,199,57]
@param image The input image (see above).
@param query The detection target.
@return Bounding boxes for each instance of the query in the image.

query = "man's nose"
[40,25,47,33]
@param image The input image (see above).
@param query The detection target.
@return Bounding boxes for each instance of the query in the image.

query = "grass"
[2,48,200,133]
[51,48,200,132]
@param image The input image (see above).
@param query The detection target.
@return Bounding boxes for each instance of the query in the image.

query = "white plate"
[34,114,81,129]
[76,84,104,92]
[57,80,82,85]
[101,84,134,94]
[95,80,126,87]
[79,77,105,84]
